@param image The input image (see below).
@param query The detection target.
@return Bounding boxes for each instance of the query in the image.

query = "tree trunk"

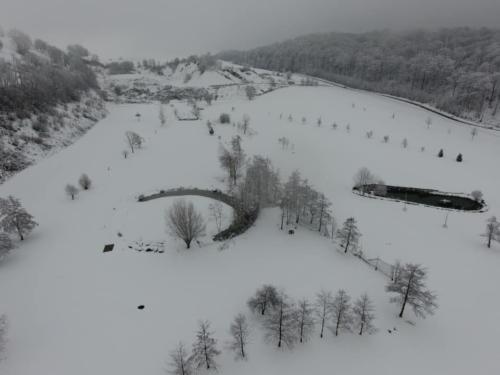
[399,275,413,318]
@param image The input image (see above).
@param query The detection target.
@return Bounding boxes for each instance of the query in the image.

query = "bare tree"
[329,289,353,336]
[159,104,167,126]
[241,114,250,135]
[65,184,78,200]
[484,216,500,248]
[264,291,297,349]
[386,263,438,318]
[471,127,478,140]
[353,167,375,195]
[352,293,376,335]
[295,298,315,343]
[228,313,250,360]
[0,196,38,241]
[190,320,220,371]
[166,200,206,249]
[0,233,13,260]
[167,342,192,375]
[336,217,361,254]
[315,290,333,338]
[125,131,144,153]
[247,284,280,315]
[0,314,6,361]
[78,174,92,190]
[208,202,224,232]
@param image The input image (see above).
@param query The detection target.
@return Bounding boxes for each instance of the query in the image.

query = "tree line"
[218,28,500,124]
[0,27,98,118]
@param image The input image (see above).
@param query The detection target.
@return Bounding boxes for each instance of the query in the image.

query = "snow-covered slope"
[102,61,301,103]
[1,81,500,375]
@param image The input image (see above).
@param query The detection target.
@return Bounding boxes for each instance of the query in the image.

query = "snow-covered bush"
[219,113,231,124]
[78,174,92,190]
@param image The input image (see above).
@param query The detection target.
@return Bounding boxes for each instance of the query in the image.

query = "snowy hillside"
[1,74,500,375]
[0,29,106,183]
[102,60,302,103]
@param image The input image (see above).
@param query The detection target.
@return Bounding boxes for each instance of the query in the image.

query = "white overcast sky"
[1,0,500,61]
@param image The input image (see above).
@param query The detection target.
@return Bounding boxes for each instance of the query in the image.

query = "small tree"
[229,313,250,360]
[245,85,257,100]
[168,342,192,375]
[386,263,438,318]
[456,153,463,162]
[0,233,13,260]
[353,167,375,195]
[0,196,38,241]
[437,149,444,158]
[352,293,376,335]
[191,320,220,371]
[337,217,361,254]
[315,290,333,338]
[484,216,500,248]
[471,190,483,202]
[166,200,206,249]
[264,291,297,349]
[125,131,143,153]
[65,184,79,200]
[295,298,315,343]
[247,284,280,315]
[159,105,166,126]
[329,289,352,336]
[471,127,478,140]
[78,174,92,190]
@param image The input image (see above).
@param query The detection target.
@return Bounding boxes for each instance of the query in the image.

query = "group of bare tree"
[168,315,251,374]
[65,173,92,200]
[0,28,97,117]
[0,196,37,260]
[280,170,334,235]
[248,285,377,350]
[219,135,246,188]
[168,320,221,375]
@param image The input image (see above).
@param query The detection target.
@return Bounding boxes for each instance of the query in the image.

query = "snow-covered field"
[1,83,500,374]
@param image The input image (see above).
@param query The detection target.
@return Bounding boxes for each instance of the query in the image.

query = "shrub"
[456,153,463,162]
[219,113,231,124]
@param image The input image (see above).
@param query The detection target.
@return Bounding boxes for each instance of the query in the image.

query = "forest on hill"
[219,28,500,125]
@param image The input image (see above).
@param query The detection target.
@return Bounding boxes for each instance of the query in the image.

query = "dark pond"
[355,184,484,211]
